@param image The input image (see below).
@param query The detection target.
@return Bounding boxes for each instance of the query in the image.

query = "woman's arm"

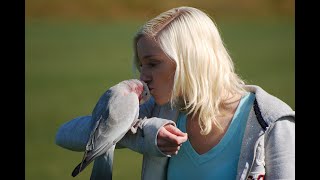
[55,97,177,156]
[55,115,177,156]
[117,117,177,156]
[55,97,156,151]
[265,116,295,179]
[55,115,91,151]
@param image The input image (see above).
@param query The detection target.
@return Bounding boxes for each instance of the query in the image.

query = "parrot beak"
[139,81,151,105]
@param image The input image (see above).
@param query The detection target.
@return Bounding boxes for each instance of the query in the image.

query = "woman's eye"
[139,59,160,69]
[141,63,156,68]
[148,60,160,67]
[149,63,156,67]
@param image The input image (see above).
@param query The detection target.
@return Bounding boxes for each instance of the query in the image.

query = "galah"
[71,79,150,178]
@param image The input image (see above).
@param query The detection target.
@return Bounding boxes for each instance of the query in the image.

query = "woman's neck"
[186,93,243,154]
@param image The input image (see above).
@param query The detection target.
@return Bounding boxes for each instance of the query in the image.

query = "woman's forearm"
[55,115,92,151]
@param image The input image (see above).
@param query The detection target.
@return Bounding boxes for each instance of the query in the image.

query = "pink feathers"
[124,80,144,101]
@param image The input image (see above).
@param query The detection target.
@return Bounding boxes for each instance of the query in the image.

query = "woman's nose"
[139,67,151,83]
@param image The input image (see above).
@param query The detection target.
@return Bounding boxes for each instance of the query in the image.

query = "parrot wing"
[86,89,113,151]
[71,91,140,177]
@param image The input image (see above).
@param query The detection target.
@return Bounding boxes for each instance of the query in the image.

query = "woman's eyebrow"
[142,55,155,59]
[140,55,162,64]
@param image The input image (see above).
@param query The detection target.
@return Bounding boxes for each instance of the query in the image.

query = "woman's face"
[137,36,176,105]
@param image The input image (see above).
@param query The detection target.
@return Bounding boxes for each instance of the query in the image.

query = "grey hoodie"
[56,85,295,180]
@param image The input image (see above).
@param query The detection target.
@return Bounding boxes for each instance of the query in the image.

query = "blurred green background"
[26,1,294,180]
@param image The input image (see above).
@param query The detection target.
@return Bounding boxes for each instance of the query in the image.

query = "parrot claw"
[130,126,138,134]
[130,117,148,134]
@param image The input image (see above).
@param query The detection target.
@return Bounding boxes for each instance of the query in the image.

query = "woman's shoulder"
[244,85,295,126]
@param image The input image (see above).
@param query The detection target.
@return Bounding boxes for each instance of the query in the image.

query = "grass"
[25,18,294,180]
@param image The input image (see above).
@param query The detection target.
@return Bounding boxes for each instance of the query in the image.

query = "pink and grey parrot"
[71,79,150,178]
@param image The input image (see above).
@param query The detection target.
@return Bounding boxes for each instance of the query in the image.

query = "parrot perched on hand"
[71,79,151,178]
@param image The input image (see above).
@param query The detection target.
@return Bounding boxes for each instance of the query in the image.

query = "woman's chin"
[154,97,170,106]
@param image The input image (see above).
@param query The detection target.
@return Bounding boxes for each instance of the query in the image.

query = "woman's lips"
[148,87,154,94]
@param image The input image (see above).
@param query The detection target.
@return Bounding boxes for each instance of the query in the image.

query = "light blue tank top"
[167,92,255,180]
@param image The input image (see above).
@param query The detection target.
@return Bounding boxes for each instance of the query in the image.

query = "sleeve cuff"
[142,117,176,157]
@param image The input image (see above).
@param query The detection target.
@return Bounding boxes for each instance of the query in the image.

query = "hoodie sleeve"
[55,115,92,151]
[264,115,295,180]
[55,97,174,156]
[117,97,176,156]
[117,117,176,157]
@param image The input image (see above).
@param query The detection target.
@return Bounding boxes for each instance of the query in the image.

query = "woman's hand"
[157,124,188,156]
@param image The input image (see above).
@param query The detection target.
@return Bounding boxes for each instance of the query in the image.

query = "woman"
[56,6,295,180]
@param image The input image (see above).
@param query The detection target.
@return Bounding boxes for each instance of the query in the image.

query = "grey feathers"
[71,79,150,178]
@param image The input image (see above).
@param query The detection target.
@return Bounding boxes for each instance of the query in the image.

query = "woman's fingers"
[157,140,181,155]
[157,124,188,155]
[158,125,188,144]
[159,146,180,155]
[165,124,187,137]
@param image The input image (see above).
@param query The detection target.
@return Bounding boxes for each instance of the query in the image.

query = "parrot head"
[139,80,151,105]
[123,79,151,105]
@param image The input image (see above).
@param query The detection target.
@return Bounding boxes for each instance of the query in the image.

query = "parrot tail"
[71,150,93,177]
[71,158,92,177]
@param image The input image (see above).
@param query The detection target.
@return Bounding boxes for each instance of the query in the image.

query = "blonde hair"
[133,6,247,135]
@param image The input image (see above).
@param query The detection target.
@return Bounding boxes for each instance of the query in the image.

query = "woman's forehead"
[137,36,166,60]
